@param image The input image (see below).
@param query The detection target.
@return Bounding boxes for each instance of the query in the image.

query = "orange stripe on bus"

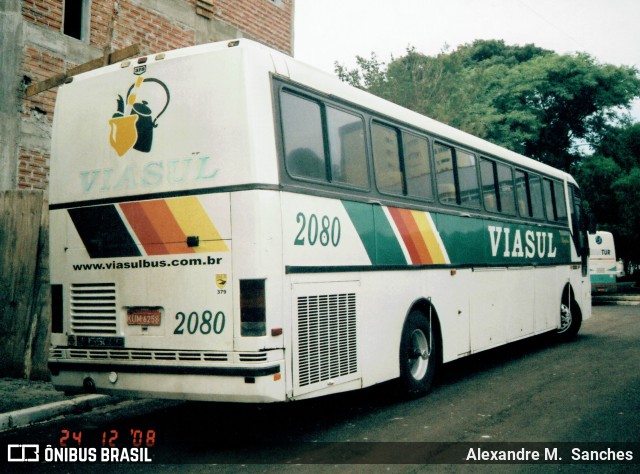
[119,202,170,255]
[399,209,433,264]
[388,208,416,263]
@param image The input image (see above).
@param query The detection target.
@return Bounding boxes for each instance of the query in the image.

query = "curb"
[0,394,112,432]
[592,294,640,306]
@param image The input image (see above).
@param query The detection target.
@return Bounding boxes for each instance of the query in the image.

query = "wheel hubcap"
[408,329,430,380]
[559,303,572,333]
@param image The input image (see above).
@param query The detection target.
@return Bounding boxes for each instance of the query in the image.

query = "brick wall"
[16,0,294,190]
[212,0,293,54]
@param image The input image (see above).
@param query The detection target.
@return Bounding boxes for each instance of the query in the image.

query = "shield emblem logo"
[216,274,227,290]
[109,114,139,157]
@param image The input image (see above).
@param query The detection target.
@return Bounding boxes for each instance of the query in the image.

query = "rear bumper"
[49,356,286,403]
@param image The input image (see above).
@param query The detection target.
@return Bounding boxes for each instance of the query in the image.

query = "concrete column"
[0,1,23,191]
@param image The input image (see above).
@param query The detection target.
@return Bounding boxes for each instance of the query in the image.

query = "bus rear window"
[280,90,368,188]
[281,91,326,181]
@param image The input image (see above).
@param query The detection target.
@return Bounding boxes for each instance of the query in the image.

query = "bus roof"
[56,39,577,205]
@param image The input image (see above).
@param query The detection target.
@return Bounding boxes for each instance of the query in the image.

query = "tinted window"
[496,163,516,214]
[326,106,368,187]
[543,178,556,220]
[515,170,528,216]
[403,132,433,199]
[529,174,544,219]
[281,91,326,181]
[457,150,480,207]
[372,122,402,194]
[434,143,456,204]
[480,158,498,212]
[554,181,568,222]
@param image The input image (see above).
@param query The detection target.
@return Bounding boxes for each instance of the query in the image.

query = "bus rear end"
[49,41,286,402]
[589,231,618,294]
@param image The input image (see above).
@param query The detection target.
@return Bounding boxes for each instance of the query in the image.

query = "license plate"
[127,308,161,326]
[70,336,124,348]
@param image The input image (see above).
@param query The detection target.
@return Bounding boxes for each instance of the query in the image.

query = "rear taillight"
[240,279,266,337]
[51,284,63,333]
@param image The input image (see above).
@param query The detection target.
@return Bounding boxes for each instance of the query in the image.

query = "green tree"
[579,121,640,266]
[336,40,640,172]
[573,154,622,227]
[596,121,640,172]
[612,167,640,266]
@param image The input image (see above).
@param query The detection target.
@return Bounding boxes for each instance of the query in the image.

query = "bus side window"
[372,122,403,194]
[496,162,516,214]
[326,106,368,188]
[403,132,433,199]
[457,150,480,207]
[543,178,557,221]
[554,180,568,223]
[515,170,528,216]
[543,177,567,223]
[434,143,456,204]
[480,158,498,212]
[528,174,545,219]
[280,91,326,181]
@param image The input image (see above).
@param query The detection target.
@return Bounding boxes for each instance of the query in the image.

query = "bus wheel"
[399,310,438,396]
[556,299,581,341]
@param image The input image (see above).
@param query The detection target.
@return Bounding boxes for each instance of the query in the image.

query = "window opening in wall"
[64,0,88,40]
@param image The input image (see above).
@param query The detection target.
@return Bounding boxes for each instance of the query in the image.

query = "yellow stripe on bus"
[411,210,447,264]
[165,196,229,253]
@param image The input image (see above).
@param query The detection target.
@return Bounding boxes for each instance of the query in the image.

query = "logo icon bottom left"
[8,444,39,462]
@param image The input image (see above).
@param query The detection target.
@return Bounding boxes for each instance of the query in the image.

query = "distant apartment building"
[0,0,295,191]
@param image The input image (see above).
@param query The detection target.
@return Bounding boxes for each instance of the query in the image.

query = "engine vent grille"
[239,352,268,362]
[297,293,357,387]
[70,283,117,335]
[55,349,229,362]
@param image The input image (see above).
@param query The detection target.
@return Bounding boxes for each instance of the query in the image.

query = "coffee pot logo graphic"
[109,76,170,156]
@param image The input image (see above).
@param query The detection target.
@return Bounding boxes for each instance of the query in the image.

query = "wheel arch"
[562,282,582,320]
[404,297,443,366]
[558,282,583,340]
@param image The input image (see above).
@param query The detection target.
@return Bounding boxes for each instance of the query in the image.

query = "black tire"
[399,310,439,396]
[556,298,582,341]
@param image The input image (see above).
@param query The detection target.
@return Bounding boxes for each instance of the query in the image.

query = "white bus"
[588,231,618,293]
[49,40,591,402]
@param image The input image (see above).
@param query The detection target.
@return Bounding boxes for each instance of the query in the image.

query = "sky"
[294,0,640,117]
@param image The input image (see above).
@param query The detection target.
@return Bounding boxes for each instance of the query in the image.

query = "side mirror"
[587,212,597,234]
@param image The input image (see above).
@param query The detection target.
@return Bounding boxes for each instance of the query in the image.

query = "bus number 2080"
[174,310,225,335]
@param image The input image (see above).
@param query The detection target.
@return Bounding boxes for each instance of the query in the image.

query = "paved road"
[2,305,639,472]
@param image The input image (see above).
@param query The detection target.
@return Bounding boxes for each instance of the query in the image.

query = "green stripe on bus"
[341,200,406,265]
[372,205,406,265]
